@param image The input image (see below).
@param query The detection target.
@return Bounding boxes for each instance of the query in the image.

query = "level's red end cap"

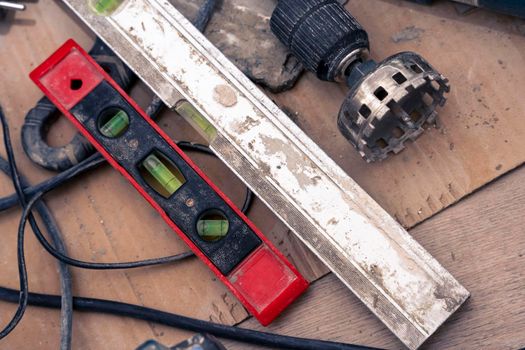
[30,39,105,110]
[228,245,308,326]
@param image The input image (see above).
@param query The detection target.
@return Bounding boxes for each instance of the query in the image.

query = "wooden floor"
[0,0,524,349]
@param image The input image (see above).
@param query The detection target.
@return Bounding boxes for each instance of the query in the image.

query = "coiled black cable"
[0,101,205,340]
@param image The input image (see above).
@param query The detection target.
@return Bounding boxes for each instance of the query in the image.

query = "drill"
[271,0,449,161]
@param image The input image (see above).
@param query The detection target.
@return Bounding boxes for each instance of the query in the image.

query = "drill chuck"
[271,0,369,82]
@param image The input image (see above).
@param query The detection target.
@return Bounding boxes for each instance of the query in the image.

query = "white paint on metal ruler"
[60,0,470,348]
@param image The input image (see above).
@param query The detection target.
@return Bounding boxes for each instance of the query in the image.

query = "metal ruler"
[56,0,469,348]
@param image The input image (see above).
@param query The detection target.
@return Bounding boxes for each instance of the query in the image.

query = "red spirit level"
[30,39,308,326]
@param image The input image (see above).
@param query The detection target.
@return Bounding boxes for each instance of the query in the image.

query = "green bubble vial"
[99,110,130,138]
[175,101,217,141]
[142,154,185,197]
[197,219,229,239]
[89,0,124,16]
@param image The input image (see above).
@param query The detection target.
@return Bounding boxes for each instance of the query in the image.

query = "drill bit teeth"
[338,52,450,162]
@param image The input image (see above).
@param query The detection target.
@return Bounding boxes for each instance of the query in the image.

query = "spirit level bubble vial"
[30,40,309,326]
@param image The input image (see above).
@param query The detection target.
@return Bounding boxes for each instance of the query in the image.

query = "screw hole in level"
[70,79,83,90]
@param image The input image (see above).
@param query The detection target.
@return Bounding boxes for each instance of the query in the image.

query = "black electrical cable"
[26,188,195,270]
[0,106,29,341]
[0,105,191,342]
[0,287,380,350]
[29,204,73,350]
[0,153,104,211]
[0,158,73,350]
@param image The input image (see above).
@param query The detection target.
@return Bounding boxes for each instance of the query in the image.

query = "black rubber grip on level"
[271,0,369,82]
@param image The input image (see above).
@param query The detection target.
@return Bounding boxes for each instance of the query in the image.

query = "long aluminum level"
[59,0,469,348]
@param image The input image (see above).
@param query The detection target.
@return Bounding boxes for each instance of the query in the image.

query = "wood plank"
[225,164,525,349]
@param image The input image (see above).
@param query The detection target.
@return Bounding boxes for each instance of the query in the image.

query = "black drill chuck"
[271,0,369,82]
